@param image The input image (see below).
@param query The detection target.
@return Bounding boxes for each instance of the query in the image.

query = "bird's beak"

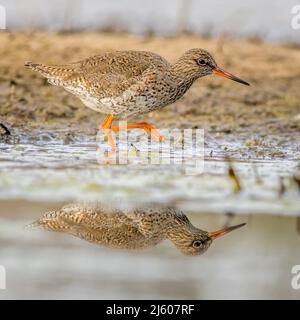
[213,67,250,86]
[208,223,246,239]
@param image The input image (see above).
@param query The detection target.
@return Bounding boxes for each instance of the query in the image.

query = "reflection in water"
[28,202,246,255]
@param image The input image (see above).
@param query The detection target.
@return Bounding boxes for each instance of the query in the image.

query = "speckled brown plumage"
[25,49,249,149]
[28,202,246,255]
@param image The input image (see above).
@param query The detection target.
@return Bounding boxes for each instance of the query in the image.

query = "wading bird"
[25,49,249,150]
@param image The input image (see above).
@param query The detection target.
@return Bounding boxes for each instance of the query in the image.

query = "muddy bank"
[0,31,300,138]
[1,199,299,299]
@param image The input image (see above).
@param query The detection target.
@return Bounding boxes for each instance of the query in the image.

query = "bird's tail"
[24,208,85,233]
[24,210,72,232]
[25,61,54,78]
[24,219,42,231]
[24,61,75,81]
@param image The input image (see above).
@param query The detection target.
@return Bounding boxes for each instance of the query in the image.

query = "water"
[2,0,300,43]
[0,200,299,299]
[0,129,299,299]
[0,129,300,214]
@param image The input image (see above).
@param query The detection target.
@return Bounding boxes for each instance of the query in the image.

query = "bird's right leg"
[110,122,164,142]
[99,114,115,151]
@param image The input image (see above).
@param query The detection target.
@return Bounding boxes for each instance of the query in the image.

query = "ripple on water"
[0,129,299,215]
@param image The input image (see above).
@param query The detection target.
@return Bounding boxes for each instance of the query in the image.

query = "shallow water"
[0,129,299,299]
[0,129,299,215]
[0,200,299,299]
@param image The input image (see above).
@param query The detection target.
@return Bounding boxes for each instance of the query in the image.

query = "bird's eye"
[192,240,202,248]
[198,59,206,65]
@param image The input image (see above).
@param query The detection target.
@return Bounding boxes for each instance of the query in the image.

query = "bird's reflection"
[28,202,246,255]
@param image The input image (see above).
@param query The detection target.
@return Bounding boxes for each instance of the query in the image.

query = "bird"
[27,202,246,255]
[25,49,250,150]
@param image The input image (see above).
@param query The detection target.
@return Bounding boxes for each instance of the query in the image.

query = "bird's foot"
[99,115,164,154]
[110,121,164,142]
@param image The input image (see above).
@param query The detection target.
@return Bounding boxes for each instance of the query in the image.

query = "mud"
[0,31,299,137]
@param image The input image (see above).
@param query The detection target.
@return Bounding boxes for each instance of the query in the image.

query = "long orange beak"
[213,67,250,86]
[208,223,246,239]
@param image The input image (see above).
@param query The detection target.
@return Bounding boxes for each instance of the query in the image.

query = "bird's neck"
[170,60,199,89]
[165,214,198,244]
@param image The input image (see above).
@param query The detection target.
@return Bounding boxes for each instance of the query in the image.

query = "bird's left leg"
[99,114,115,151]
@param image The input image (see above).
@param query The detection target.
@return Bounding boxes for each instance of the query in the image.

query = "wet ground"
[0,128,299,214]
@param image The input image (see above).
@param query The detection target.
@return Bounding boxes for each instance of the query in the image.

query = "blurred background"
[1,0,299,43]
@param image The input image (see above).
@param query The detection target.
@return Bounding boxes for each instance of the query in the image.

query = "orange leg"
[99,115,164,151]
[99,114,115,151]
[111,122,164,142]
[99,114,113,130]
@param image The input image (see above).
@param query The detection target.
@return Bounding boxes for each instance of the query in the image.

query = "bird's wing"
[70,72,138,98]
[28,202,155,248]
[30,202,148,232]
[70,50,169,78]
[31,202,138,230]
[26,51,170,98]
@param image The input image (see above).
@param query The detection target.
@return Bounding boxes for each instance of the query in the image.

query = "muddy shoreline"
[0,31,300,136]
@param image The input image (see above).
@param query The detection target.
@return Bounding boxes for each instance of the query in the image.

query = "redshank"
[28,202,246,255]
[25,49,249,150]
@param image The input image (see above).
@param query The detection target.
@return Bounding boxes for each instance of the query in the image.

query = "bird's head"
[168,220,246,256]
[178,48,250,86]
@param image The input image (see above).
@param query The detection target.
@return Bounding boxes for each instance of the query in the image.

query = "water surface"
[0,200,299,299]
